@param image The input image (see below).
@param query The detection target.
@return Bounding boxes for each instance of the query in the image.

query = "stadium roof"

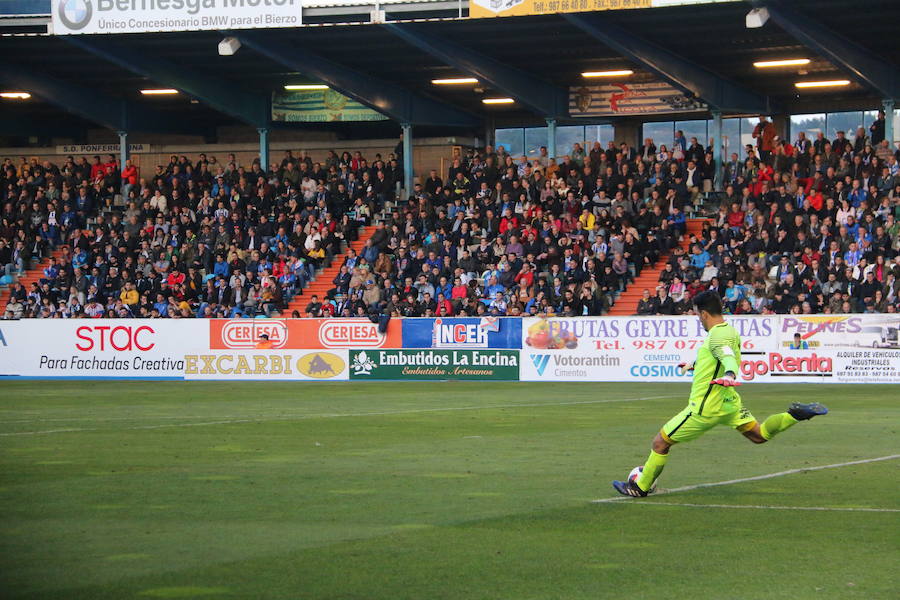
[1,0,898,139]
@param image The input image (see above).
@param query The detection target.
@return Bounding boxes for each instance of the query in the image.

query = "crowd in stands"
[635,113,900,316]
[2,110,899,320]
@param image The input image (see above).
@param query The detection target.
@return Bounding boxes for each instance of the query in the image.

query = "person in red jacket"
[726,202,745,230]
[807,189,823,211]
[89,155,105,181]
[121,159,138,196]
[451,277,469,300]
[514,263,535,292]
[436,293,454,316]
[499,208,520,235]
[167,269,186,288]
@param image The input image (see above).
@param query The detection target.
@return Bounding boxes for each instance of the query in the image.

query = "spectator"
[3,128,899,320]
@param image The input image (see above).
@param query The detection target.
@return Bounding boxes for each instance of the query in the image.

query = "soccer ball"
[628,466,657,492]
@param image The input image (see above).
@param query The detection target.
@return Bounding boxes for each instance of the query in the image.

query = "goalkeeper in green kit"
[613,291,828,497]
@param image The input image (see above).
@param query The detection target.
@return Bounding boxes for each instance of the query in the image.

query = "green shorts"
[659,404,757,444]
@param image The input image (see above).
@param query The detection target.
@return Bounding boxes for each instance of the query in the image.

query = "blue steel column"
[546,118,557,162]
[258,127,269,172]
[117,130,129,196]
[884,99,896,145]
[711,110,723,191]
[117,130,129,168]
[402,123,413,199]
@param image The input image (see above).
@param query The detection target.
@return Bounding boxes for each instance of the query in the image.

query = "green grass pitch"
[0,381,897,599]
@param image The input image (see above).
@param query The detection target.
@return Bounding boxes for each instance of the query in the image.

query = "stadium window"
[642,121,674,147]
[495,128,525,158]
[706,118,741,157]
[524,127,549,159]
[675,119,708,146]
[825,111,864,140]
[585,124,614,145]
[722,118,741,156]
[555,126,586,158]
[790,113,826,142]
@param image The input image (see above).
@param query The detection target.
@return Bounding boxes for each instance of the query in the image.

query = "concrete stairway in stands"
[282,225,375,315]
[0,246,69,306]
[606,218,709,316]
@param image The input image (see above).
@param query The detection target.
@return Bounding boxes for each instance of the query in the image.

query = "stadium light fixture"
[794,80,851,89]
[745,7,769,28]
[753,58,810,68]
[218,36,242,56]
[581,70,634,78]
[140,88,179,95]
[284,84,329,90]
[431,78,479,85]
[482,97,515,105]
[0,92,31,99]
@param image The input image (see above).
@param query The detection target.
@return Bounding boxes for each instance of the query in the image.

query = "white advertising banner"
[0,320,347,381]
[520,315,900,384]
[775,315,899,351]
[520,315,775,383]
[57,143,147,154]
[0,315,896,383]
[51,0,301,36]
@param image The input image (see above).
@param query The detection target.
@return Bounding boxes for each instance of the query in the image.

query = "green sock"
[636,450,668,492]
[760,412,799,440]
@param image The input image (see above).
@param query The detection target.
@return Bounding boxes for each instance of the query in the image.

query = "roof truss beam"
[754,1,898,100]
[235,30,479,128]
[62,36,269,128]
[562,12,771,114]
[382,23,568,118]
[0,60,186,134]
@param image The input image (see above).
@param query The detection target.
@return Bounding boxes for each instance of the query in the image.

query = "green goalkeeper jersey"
[687,321,742,417]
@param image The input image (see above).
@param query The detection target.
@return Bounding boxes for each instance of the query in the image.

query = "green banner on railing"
[348,349,519,380]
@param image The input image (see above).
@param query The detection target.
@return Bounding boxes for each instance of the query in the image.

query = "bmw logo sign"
[57,0,93,31]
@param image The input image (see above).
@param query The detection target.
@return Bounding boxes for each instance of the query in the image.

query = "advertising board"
[469,0,738,19]
[272,89,388,123]
[520,315,900,384]
[0,315,896,383]
[520,315,773,382]
[183,350,348,380]
[776,315,900,350]
[0,320,187,378]
[570,82,706,118]
[348,349,519,380]
[0,320,348,380]
[209,318,402,350]
[51,0,300,35]
[401,317,522,349]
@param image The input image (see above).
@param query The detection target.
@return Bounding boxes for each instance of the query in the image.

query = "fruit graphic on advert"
[526,319,578,350]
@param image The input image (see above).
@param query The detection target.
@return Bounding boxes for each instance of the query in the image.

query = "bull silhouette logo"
[307,354,335,375]
[298,352,345,379]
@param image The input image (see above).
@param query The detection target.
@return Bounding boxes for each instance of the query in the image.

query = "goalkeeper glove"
[677,361,695,372]
[711,371,741,387]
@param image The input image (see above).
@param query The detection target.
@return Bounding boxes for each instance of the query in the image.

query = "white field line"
[0,394,676,437]
[625,501,900,513]
[593,454,900,504]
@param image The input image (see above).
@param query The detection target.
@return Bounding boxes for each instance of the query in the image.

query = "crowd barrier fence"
[0,315,897,383]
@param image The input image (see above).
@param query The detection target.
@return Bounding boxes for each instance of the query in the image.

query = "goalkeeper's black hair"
[692,290,723,316]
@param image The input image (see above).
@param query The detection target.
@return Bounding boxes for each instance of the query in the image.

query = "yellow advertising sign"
[469,0,652,18]
[468,0,738,19]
